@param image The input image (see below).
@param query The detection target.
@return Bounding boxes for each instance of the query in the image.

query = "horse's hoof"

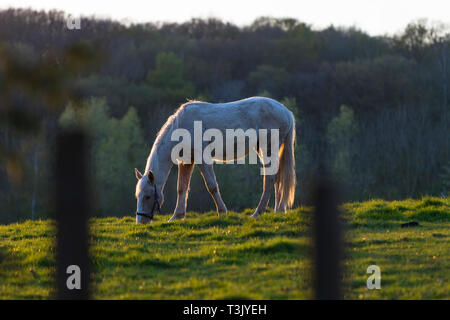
[250,212,259,218]
[168,213,185,222]
[136,215,152,224]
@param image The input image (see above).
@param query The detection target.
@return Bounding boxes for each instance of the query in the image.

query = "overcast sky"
[1,0,449,36]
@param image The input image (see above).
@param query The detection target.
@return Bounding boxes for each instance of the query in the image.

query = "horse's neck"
[145,140,173,191]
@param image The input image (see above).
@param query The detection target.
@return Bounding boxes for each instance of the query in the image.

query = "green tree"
[59,99,148,216]
[147,52,184,88]
[326,105,359,189]
[248,65,289,98]
[146,52,195,104]
[394,19,431,63]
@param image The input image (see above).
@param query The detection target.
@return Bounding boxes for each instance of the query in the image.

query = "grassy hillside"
[0,197,449,299]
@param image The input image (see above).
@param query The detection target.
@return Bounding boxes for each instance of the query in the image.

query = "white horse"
[134,96,296,223]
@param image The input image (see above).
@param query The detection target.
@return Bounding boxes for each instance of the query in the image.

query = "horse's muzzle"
[136,212,153,224]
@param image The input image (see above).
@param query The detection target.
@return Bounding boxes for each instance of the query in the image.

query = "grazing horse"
[134,96,296,223]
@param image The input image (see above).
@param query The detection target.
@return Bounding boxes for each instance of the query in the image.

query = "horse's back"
[182,97,293,132]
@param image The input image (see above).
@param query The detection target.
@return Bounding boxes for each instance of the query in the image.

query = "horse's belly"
[208,141,257,162]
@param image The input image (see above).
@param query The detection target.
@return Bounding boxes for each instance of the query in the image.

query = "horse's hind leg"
[274,183,280,213]
[251,166,276,218]
[274,183,287,213]
[169,163,194,221]
[252,144,277,217]
[198,163,227,215]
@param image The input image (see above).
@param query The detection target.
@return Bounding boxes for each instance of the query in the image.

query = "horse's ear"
[147,170,154,184]
[135,168,143,180]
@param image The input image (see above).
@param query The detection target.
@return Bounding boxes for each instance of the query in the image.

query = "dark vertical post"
[55,130,90,299]
[313,174,342,300]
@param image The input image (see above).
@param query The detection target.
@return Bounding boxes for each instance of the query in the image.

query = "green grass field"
[0,197,449,299]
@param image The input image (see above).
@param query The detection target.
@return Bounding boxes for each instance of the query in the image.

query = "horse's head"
[134,168,161,224]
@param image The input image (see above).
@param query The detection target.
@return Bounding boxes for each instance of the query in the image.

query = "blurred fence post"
[55,130,91,299]
[313,172,342,300]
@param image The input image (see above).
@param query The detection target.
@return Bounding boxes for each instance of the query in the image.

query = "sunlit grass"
[0,197,448,299]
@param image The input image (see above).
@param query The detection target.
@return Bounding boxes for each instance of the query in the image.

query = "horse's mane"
[145,99,202,173]
[152,99,201,150]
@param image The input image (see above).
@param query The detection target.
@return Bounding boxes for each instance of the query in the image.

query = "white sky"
[1,0,449,36]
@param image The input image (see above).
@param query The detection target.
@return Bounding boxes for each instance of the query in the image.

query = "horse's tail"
[276,113,296,211]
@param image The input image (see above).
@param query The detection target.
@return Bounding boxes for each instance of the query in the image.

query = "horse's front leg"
[198,163,227,215]
[169,163,194,221]
[274,183,280,213]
